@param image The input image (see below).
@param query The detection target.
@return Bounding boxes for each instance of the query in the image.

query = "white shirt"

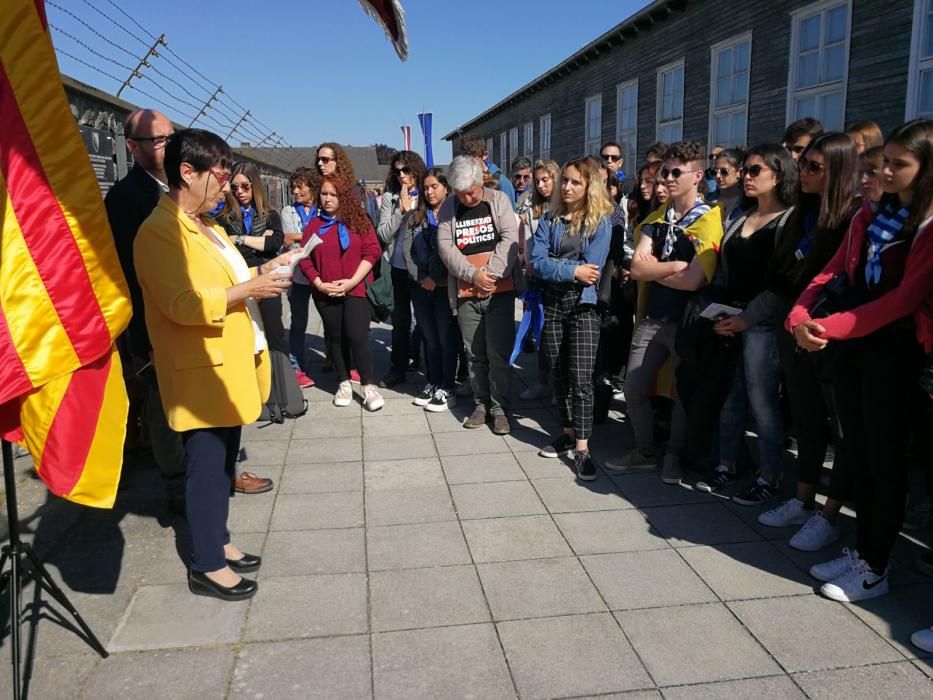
[216,233,268,354]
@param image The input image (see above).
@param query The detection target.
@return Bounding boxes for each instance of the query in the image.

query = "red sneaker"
[295,369,314,389]
[349,369,361,383]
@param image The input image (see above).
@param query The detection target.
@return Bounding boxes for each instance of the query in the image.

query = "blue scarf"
[426,210,438,228]
[865,202,910,285]
[294,203,316,231]
[510,289,545,366]
[318,213,351,251]
[794,208,819,260]
[660,199,711,259]
[241,205,254,235]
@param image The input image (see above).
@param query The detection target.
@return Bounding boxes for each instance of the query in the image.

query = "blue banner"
[417,112,434,168]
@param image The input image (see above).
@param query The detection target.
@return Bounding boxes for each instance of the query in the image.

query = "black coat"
[220,208,285,268]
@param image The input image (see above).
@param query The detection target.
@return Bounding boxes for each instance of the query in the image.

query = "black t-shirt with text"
[454,201,499,256]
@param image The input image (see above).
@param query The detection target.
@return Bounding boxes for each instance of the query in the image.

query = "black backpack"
[260,348,308,423]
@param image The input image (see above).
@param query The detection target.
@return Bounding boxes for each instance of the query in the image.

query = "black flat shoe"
[188,570,258,601]
[226,552,261,573]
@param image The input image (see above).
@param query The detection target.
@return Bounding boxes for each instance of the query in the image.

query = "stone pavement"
[2,315,933,699]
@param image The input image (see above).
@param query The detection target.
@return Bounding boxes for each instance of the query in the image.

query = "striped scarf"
[865,202,910,285]
[660,199,711,259]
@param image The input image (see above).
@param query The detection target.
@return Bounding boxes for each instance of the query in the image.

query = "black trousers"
[181,426,241,572]
[258,294,288,355]
[389,266,420,373]
[315,295,374,385]
[832,330,921,571]
[542,287,600,441]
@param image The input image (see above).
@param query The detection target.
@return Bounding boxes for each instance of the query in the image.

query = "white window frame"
[907,0,933,119]
[486,137,494,160]
[499,131,507,166]
[785,0,852,131]
[656,58,685,143]
[540,114,551,160]
[615,79,638,171]
[584,94,603,156]
[708,32,752,150]
[509,126,519,168]
[523,121,534,158]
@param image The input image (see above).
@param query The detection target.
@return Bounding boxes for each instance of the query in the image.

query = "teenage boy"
[782,118,823,160]
[605,141,723,484]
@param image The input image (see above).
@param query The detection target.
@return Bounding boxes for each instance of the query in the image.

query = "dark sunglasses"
[317,156,336,164]
[394,165,413,176]
[660,167,696,180]
[705,167,734,178]
[789,144,808,154]
[231,182,252,192]
[739,164,770,178]
[708,153,723,161]
[600,152,622,162]
[798,158,824,174]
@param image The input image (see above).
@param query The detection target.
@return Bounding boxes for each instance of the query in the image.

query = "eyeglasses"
[130,134,170,148]
[798,158,824,175]
[739,164,771,178]
[231,182,252,192]
[600,153,622,162]
[660,167,697,180]
[209,169,232,187]
[394,165,413,176]
[317,156,336,164]
[705,167,734,178]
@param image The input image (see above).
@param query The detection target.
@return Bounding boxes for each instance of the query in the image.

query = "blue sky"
[49,0,651,162]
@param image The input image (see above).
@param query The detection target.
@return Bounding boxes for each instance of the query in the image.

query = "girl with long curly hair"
[315,142,379,224]
[530,157,614,481]
[297,174,384,411]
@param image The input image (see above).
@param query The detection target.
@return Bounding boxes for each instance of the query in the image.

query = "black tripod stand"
[0,439,108,700]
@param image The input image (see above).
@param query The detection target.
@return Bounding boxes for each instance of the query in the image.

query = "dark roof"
[235,145,385,183]
[442,0,678,140]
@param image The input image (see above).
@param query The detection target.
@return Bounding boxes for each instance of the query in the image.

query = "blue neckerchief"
[794,208,819,260]
[294,203,316,231]
[318,213,351,251]
[241,205,254,235]
[615,170,626,183]
[865,202,910,285]
[408,188,419,198]
[426,210,438,228]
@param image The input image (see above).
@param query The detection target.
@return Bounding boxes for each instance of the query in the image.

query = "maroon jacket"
[298,214,381,300]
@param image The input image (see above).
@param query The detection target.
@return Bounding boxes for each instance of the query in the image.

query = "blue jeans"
[288,282,312,371]
[718,325,783,479]
[412,285,457,390]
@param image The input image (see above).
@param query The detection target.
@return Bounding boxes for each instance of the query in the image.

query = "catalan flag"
[0,0,132,508]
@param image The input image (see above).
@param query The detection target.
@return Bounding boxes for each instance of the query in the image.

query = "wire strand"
[50,24,137,72]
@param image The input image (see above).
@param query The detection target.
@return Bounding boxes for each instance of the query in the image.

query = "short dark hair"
[645,142,668,161]
[459,134,487,158]
[288,166,319,191]
[600,141,622,154]
[714,148,747,170]
[664,141,706,165]
[744,143,798,207]
[164,128,232,189]
[783,117,823,145]
[510,157,532,173]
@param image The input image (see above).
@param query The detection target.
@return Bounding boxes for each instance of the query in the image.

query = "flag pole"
[1,439,109,698]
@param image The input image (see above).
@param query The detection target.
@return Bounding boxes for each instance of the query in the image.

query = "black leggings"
[315,295,374,385]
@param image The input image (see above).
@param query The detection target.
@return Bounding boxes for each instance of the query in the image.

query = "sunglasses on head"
[317,155,336,164]
[231,182,252,192]
[739,164,769,178]
[798,158,824,174]
[600,152,622,162]
[705,167,734,178]
[708,152,723,161]
[660,167,696,180]
[394,165,413,176]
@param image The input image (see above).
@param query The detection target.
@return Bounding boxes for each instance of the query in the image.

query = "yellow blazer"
[134,194,270,432]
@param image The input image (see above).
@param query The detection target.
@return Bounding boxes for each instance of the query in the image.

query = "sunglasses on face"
[209,169,232,187]
[706,167,734,178]
[231,182,252,192]
[394,165,413,176]
[708,153,723,161]
[660,167,696,180]
[798,158,824,175]
[600,153,622,162]
[739,164,770,178]
[789,145,808,154]
[317,156,336,164]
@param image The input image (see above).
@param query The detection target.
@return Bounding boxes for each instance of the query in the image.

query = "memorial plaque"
[79,125,116,195]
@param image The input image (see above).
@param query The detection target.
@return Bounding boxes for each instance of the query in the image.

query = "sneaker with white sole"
[820,558,889,602]
[810,547,859,582]
[789,511,840,551]
[334,380,353,407]
[733,479,780,506]
[413,383,435,407]
[911,627,933,653]
[696,466,737,493]
[363,386,384,412]
[661,453,683,485]
[604,449,657,472]
[539,434,575,458]
[425,388,455,413]
[519,383,550,400]
[758,498,812,527]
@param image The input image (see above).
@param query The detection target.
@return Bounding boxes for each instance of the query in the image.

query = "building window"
[499,131,507,166]
[787,0,851,132]
[584,95,603,156]
[540,114,551,160]
[523,121,534,158]
[907,0,933,119]
[509,126,519,168]
[656,59,685,143]
[709,33,751,149]
[486,137,494,159]
[615,79,638,172]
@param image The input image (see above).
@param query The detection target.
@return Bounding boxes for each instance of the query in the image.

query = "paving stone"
[425,408,470,433]
[513,450,577,479]
[793,661,933,699]
[498,613,651,699]
[660,675,806,699]
[372,624,514,699]
[365,457,446,491]
[109,583,247,651]
[582,550,717,610]
[367,521,471,571]
[441,452,526,484]
[678,542,814,601]
[261,528,365,577]
[501,412,561,453]
[241,419,293,443]
[616,603,781,687]
[270,491,364,531]
[610,473,710,508]
[554,509,668,555]
[462,514,571,563]
[237,439,289,467]
[433,429,510,456]
[0,654,97,700]
[363,397,427,417]
[290,416,362,439]
[286,437,362,464]
[532,476,633,513]
[82,647,235,699]
[642,503,762,547]
[226,494,275,534]
[450,481,546,519]
[371,565,490,631]
[477,557,606,620]
[364,434,437,461]
[140,532,264,587]
[362,411,430,436]
[844,583,933,659]
[913,657,933,679]
[244,573,368,641]
[728,596,903,672]
[366,485,457,526]
[231,636,372,699]
[277,460,363,494]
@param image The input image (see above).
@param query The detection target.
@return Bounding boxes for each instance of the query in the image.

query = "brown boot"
[462,408,487,429]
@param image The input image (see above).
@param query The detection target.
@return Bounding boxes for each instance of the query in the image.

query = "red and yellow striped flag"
[0,0,132,508]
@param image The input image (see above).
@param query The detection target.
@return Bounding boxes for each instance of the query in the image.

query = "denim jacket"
[530,212,612,305]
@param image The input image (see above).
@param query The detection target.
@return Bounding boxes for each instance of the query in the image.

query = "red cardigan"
[787,202,933,351]
[298,215,381,300]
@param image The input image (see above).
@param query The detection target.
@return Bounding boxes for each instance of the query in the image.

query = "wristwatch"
[235,234,245,246]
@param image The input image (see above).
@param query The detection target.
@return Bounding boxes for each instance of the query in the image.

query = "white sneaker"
[789,512,840,552]
[519,383,550,400]
[413,383,435,407]
[820,558,889,602]
[758,498,812,528]
[911,627,933,653]
[334,380,353,407]
[425,388,455,413]
[810,547,859,582]
[363,385,384,412]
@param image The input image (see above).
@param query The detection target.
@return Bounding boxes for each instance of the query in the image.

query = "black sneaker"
[696,467,737,494]
[378,370,406,389]
[425,388,455,413]
[574,451,598,481]
[539,434,574,458]
[733,479,780,506]
[413,383,435,407]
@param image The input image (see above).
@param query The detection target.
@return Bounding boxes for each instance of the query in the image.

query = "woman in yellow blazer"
[135,129,292,601]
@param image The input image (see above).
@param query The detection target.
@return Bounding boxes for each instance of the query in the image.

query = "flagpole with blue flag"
[417,112,434,168]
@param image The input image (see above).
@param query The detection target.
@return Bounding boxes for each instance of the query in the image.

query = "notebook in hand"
[457,251,514,298]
